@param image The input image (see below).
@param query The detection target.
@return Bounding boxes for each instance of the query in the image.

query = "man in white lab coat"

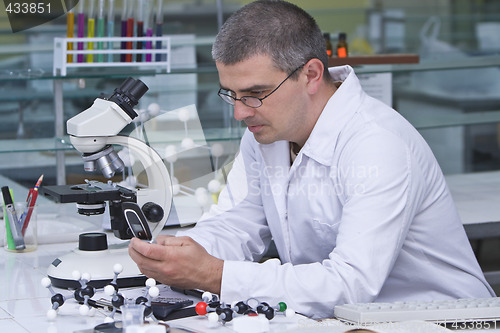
[129,0,495,318]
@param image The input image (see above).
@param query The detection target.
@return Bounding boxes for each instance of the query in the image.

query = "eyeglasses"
[217,64,304,108]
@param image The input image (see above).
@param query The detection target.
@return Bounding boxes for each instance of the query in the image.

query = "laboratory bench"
[1,236,498,333]
[0,170,500,332]
[2,160,500,332]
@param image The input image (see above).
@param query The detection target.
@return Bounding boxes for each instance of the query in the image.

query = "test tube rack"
[53,36,171,76]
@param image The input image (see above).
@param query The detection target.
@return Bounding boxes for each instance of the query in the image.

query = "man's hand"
[128,235,223,294]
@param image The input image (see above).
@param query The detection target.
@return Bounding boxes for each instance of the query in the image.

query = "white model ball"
[147,103,161,117]
[113,263,124,274]
[178,108,191,122]
[146,278,156,287]
[137,109,149,123]
[210,143,224,157]
[41,277,52,288]
[47,309,57,321]
[202,291,213,302]
[181,137,195,150]
[104,316,115,323]
[165,145,178,163]
[285,308,296,318]
[195,187,209,206]
[207,179,221,193]
[81,273,91,282]
[149,286,160,298]
[207,312,219,328]
[79,305,90,316]
[72,270,81,280]
[104,285,115,296]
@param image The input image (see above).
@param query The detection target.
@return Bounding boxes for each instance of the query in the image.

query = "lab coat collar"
[253,65,365,222]
[301,65,366,166]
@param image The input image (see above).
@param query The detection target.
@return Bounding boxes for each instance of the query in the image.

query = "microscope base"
[47,242,146,289]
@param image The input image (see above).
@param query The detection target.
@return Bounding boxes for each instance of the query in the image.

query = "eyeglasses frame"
[217,64,305,108]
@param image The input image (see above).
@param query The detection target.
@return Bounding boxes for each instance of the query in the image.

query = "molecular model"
[41,263,160,323]
[194,291,295,329]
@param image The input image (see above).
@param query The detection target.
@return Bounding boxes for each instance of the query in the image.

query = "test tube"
[67,8,74,63]
[136,0,144,62]
[155,0,163,62]
[87,0,96,63]
[107,0,114,62]
[125,0,134,62]
[120,0,127,62]
[77,0,85,63]
[96,0,105,62]
[144,0,153,62]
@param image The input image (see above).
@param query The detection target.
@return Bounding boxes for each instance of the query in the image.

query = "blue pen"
[2,186,25,250]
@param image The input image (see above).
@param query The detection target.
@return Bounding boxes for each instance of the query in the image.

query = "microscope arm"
[107,135,172,240]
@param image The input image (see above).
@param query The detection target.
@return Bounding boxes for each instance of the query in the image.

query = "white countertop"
[2,171,500,332]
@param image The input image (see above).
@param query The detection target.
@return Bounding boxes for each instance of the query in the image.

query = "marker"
[2,187,15,250]
[19,175,43,236]
[2,186,25,250]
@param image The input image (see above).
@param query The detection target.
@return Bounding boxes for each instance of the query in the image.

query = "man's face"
[216,55,310,145]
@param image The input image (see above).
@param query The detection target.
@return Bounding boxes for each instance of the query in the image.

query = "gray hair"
[212,0,330,79]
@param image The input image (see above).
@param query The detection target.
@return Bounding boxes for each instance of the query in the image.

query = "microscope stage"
[42,183,135,204]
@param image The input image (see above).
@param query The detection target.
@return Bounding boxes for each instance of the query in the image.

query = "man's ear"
[303,58,324,94]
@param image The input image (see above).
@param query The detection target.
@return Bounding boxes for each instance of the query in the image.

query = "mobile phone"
[122,202,153,241]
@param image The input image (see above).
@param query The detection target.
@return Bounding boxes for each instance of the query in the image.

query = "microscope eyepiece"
[108,77,149,120]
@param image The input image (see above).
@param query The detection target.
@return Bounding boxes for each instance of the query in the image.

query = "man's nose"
[233,101,256,121]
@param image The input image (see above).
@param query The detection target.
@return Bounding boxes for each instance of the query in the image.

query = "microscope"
[43,78,173,289]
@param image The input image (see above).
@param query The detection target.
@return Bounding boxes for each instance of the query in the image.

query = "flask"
[323,33,333,57]
[336,32,348,58]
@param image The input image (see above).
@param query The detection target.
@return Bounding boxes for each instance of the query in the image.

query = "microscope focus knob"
[142,202,164,223]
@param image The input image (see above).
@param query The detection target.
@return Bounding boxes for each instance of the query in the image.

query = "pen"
[2,186,25,250]
[19,174,43,235]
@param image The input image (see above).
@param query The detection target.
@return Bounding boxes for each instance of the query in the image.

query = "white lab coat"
[177,65,494,318]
